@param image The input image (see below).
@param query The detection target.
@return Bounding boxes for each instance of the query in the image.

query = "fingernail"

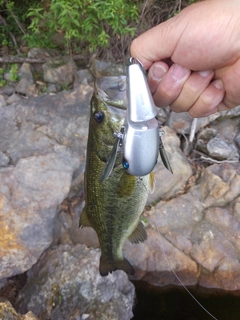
[152,64,167,80]
[198,70,213,77]
[171,64,189,81]
[214,79,224,90]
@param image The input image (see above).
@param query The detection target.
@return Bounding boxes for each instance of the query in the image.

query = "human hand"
[131,0,240,117]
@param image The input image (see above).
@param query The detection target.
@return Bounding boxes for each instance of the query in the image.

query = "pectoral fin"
[79,206,92,228]
[149,171,155,194]
[128,221,147,243]
[117,171,136,198]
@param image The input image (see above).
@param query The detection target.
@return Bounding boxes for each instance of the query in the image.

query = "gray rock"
[3,86,15,96]
[90,59,125,77]
[73,69,94,88]
[0,151,9,166]
[199,163,240,208]
[0,94,6,107]
[0,146,80,279]
[0,85,93,279]
[122,163,240,290]
[206,134,239,160]
[6,93,22,104]
[147,126,193,203]
[235,132,240,149]
[47,83,58,93]
[4,72,13,82]
[0,277,7,290]
[167,111,216,135]
[16,244,135,320]
[0,300,38,320]
[18,63,34,81]
[16,77,34,95]
[43,57,77,85]
[28,48,56,59]
[0,84,93,164]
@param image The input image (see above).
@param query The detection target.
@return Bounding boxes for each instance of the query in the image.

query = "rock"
[210,117,240,141]
[28,48,57,60]
[47,83,58,93]
[123,162,240,290]
[167,108,240,137]
[28,48,58,74]
[6,93,22,104]
[3,86,15,96]
[167,111,193,134]
[0,300,38,320]
[4,72,13,82]
[18,63,34,81]
[16,77,34,95]
[206,135,239,161]
[235,132,240,149]
[199,163,240,208]
[0,84,93,279]
[43,57,77,85]
[0,151,9,166]
[147,126,193,203]
[0,278,7,290]
[0,146,80,279]
[0,94,6,107]
[16,244,135,320]
[89,59,125,77]
[0,84,93,164]
[73,69,94,88]
[167,111,217,135]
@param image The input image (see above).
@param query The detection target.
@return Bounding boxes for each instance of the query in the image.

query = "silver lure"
[101,57,173,182]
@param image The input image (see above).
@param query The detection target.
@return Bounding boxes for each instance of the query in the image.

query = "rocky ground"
[0,48,240,319]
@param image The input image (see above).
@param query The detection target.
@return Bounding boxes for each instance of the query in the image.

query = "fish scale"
[80,77,153,276]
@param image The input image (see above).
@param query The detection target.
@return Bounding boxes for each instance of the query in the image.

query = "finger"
[188,79,225,117]
[170,70,214,112]
[147,61,169,94]
[151,64,191,108]
[130,18,182,69]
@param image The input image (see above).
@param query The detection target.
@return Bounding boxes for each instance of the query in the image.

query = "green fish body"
[80,76,154,276]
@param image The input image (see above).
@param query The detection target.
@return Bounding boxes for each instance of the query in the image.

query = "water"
[132,281,240,320]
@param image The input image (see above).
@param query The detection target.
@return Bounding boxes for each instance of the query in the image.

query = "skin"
[130,0,240,117]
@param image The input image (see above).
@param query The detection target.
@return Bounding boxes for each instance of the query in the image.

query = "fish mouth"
[95,76,127,110]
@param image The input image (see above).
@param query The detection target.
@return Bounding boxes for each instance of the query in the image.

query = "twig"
[5,1,26,35]
[189,118,198,142]
[193,150,239,164]
[199,156,238,164]
[0,14,21,55]
[0,54,84,64]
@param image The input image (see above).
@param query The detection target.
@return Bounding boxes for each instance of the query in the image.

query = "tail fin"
[99,255,135,277]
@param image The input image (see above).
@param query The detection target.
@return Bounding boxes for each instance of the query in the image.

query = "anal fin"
[79,206,92,228]
[128,221,147,244]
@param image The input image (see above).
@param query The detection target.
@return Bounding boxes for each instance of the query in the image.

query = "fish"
[79,76,154,276]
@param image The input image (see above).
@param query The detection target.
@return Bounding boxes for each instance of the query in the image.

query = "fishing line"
[157,228,218,320]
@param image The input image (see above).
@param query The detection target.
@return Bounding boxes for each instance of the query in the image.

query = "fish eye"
[93,111,104,123]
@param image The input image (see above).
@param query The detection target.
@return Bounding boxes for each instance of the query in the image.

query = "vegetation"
[0,0,197,60]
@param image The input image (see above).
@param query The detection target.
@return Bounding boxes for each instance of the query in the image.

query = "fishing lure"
[101,57,172,181]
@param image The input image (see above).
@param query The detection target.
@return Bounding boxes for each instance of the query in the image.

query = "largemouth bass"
[80,76,154,276]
